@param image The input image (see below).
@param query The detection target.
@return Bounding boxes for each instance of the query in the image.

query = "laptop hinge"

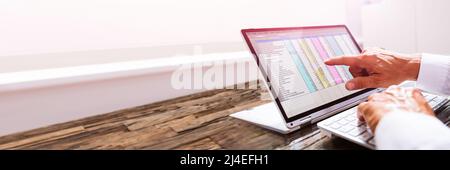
[319,102,358,120]
[311,97,367,123]
[298,116,312,127]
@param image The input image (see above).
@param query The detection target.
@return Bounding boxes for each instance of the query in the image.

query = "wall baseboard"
[0,51,258,136]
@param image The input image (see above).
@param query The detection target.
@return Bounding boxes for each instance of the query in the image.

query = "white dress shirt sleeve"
[373,53,450,150]
[375,111,450,150]
[416,53,450,96]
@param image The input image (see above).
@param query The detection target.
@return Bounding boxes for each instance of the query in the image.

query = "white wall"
[361,0,417,53]
[0,0,348,57]
[0,0,355,135]
[416,0,450,55]
[362,0,450,55]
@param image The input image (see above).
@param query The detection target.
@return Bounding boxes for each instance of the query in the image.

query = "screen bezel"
[241,25,375,124]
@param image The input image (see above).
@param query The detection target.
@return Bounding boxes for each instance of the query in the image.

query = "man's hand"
[325,48,421,90]
[357,86,435,132]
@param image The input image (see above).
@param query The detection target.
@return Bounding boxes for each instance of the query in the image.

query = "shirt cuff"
[375,111,450,150]
[416,53,450,95]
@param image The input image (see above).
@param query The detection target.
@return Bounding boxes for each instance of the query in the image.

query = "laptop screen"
[243,26,371,122]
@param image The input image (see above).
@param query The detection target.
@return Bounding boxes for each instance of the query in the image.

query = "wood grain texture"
[0,81,416,150]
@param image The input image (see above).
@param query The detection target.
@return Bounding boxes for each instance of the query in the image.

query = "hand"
[357,86,435,132]
[325,47,421,90]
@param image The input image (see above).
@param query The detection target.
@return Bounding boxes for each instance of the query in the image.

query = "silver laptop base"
[230,102,300,134]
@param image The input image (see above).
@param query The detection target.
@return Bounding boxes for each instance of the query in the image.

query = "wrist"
[370,109,398,133]
[404,54,421,81]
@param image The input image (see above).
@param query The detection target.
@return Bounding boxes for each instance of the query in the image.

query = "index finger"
[324,55,369,67]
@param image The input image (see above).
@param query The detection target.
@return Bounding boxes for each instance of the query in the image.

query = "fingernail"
[346,82,355,90]
[413,89,423,97]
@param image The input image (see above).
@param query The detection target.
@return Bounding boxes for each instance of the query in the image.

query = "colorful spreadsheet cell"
[279,34,359,94]
[285,40,317,93]
[311,37,344,85]
[256,33,358,98]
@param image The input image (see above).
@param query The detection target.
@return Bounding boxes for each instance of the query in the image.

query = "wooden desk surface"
[0,82,368,150]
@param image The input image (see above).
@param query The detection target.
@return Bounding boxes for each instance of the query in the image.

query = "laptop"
[236,25,449,149]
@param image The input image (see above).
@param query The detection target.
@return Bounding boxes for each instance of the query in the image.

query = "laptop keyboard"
[318,93,449,149]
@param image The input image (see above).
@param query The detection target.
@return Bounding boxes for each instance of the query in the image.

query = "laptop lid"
[241,25,378,128]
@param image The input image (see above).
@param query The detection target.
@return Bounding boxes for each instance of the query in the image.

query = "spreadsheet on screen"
[247,27,362,118]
